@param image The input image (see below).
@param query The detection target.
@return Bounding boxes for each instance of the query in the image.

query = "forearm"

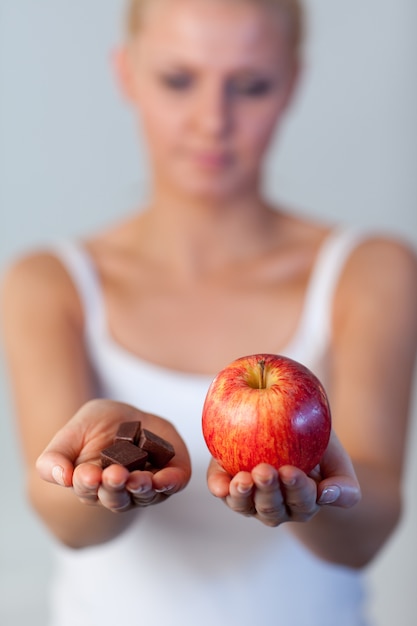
[290,463,402,569]
[27,470,138,549]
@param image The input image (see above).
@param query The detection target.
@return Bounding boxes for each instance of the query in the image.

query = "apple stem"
[259,359,267,389]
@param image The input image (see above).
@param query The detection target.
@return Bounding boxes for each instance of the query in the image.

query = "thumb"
[35,423,83,487]
[317,430,362,509]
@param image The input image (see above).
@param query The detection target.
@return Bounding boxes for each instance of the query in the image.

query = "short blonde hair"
[125,0,304,53]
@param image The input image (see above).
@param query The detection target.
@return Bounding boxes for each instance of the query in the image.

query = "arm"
[207,236,417,568]
[1,253,190,549]
[298,235,417,565]
[299,236,417,567]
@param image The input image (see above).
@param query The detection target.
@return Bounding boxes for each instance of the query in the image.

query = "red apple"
[202,354,331,475]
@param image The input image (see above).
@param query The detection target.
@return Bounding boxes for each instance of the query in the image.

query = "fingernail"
[52,465,65,487]
[282,476,296,487]
[318,486,341,505]
[155,485,175,493]
[237,483,253,495]
[108,479,125,489]
[259,475,274,487]
[129,484,152,495]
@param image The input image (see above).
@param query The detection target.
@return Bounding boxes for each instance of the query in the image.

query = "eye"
[159,73,193,91]
[229,78,274,98]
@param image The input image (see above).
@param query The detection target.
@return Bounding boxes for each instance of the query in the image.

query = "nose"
[193,81,233,139]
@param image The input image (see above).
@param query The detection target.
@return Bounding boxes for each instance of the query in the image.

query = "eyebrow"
[151,57,281,76]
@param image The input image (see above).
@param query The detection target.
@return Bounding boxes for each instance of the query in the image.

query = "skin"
[2,0,417,566]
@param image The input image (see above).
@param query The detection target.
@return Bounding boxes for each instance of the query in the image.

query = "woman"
[2,0,416,624]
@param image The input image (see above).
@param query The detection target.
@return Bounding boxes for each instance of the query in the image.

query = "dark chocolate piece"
[101,441,148,471]
[138,428,175,468]
[114,420,142,445]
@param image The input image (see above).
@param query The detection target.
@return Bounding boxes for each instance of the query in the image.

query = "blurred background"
[0,1,416,624]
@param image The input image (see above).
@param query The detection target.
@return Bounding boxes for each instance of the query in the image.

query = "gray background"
[1,1,416,624]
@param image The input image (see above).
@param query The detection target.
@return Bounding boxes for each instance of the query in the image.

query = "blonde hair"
[125,0,304,53]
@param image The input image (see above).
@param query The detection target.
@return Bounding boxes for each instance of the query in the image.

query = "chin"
[176,169,256,203]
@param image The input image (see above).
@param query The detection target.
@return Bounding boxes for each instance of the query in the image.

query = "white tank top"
[48,228,370,626]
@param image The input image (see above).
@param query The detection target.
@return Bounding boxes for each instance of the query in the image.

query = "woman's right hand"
[36,399,191,513]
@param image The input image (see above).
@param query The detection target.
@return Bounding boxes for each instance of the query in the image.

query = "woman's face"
[118,0,299,200]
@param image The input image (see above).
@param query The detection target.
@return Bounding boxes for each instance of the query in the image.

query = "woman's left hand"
[206,430,361,527]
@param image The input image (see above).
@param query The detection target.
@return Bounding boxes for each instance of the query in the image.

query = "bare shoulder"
[335,233,417,340]
[1,249,82,330]
[343,233,417,297]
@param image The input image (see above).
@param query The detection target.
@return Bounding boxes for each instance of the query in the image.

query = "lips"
[189,150,233,170]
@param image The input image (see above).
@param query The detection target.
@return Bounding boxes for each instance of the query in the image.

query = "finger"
[226,471,255,515]
[96,464,133,511]
[151,466,190,495]
[206,457,232,498]
[72,462,105,503]
[126,471,157,506]
[251,464,287,525]
[97,484,132,512]
[278,466,319,521]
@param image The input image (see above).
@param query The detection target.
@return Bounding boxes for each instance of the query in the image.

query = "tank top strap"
[289,227,368,364]
[50,240,106,334]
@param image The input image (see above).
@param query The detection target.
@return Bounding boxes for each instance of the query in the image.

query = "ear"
[111,47,137,102]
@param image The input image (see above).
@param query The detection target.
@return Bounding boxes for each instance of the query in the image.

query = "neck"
[134,185,281,279]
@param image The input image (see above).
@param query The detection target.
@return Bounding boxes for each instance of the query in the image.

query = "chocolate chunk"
[114,420,142,445]
[101,441,148,471]
[138,429,175,468]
